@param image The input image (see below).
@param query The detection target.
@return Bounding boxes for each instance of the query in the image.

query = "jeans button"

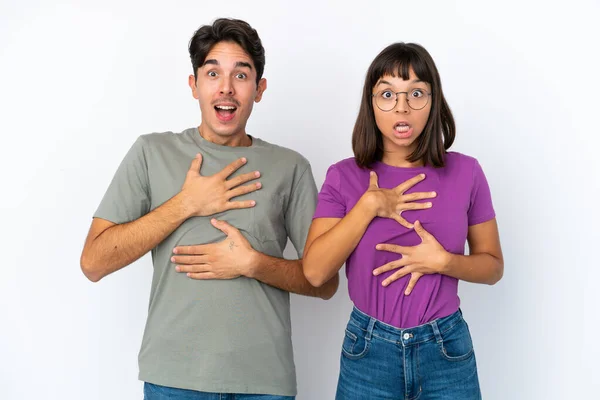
[403,333,410,340]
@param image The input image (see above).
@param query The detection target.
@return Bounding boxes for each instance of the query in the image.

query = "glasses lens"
[407,89,429,110]
[375,90,396,111]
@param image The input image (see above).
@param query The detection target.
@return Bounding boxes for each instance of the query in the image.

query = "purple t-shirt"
[313,152,495,328]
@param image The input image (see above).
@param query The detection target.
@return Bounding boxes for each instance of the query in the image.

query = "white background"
[1,1,599,399]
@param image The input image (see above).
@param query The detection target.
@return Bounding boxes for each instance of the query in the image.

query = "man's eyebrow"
[235,61,253,70]
[201,60,252,71]
[202,59,219,67]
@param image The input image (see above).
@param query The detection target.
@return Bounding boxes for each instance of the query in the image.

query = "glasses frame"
[372,89,432,111]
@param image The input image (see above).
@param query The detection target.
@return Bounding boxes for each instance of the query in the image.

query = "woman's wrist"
[357,191,379,220]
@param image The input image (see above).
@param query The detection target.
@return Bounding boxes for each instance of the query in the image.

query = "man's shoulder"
[136,128,196,148]
[252,137,311,169]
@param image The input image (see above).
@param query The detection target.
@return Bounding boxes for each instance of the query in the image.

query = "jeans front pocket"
[438,318,475,362]
[341,321,370,360]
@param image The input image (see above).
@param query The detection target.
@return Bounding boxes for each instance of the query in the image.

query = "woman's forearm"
[303,196,377,287]
[442,252,503,285]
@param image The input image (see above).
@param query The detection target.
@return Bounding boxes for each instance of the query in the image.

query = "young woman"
[303,43,503,399]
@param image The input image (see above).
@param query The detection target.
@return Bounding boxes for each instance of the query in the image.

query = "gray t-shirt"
[94,127,318,396]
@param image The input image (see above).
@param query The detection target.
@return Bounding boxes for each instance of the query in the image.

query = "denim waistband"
[348,305,464,346]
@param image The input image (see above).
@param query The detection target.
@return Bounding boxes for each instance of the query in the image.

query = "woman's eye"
[381,91,394,99]
[411,89,424,98]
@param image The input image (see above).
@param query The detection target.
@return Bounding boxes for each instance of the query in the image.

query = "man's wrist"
[174,190,196,219]
[243,249,262,278]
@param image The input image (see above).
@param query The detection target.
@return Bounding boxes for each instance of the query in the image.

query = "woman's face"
[372,67,432,158]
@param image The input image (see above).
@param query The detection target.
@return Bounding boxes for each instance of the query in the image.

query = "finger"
[369,171,379,189]
[172,244,210,255]
[390,212,414,229]
[171,255,210,265]
[211,218,240,236]
[404,272,424,295]
[188,153,203,176]
[373,259,410,276]
[401,191,437,202]
[225,171,261,190]
[218,157,248,179]
[413,220,431,240]
[395,173,426,194]
[224,200,256,210]
[399,201,432,211]
[382,267,413,287]
[227,182,262,199]
[187,272,217,280]
[375,243,409,254]
[175,264,210,273]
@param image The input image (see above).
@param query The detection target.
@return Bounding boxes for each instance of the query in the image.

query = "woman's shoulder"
[445,151,479,165]
[326,157,364,174]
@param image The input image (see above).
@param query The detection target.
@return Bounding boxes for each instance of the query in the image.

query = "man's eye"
[236,73,247,79]
[207,71,218,77]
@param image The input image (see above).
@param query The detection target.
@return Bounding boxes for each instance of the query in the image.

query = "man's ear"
[189,74,199,99]
[255,78,267,102]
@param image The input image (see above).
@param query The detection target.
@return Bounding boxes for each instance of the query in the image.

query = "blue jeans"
[143,383,295,400]
[336,306,481,400]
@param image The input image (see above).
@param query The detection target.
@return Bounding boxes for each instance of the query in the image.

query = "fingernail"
[256,182,262,188]
[421,174,426,178]
[373,271,378,276]
[376,245,381,250]
[186,273,191,277]
[255,171,260,177]
[382,281,388,287]
[431,191,437,197]
[172,248,178,254]
[425,202,432,207]
[211,218,217,224]
[370,171,375,176]
[250,200,256,206]
[175,266,180,272]
[241,157,247,163]
[171,256,175,262]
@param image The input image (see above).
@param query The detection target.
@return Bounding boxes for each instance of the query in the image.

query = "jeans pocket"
[143,382,162,399]
[341,321,370,360]
[438,319,474,362]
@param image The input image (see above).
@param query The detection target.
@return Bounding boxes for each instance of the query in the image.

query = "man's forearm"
[81,193,192,281]
[247,253,339,300]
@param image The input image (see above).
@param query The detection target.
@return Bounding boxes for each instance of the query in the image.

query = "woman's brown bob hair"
[352,42,455,168]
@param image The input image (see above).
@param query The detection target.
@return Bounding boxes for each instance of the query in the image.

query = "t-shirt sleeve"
[312,164,346,219]
[93,136,151,224]
[284,163,318,258]
[467,159,496,226]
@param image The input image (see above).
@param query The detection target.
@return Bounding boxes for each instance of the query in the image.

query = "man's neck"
[198,125,252,147]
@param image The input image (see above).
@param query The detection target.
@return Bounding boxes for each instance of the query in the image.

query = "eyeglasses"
[372,88,432,111]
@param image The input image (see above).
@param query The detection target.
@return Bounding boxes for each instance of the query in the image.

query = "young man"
[80,18,338,400]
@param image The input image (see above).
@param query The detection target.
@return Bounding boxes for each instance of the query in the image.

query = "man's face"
[189,41,267,142]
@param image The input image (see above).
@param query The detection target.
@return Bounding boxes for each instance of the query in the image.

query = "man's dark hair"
[188,18,265,85]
